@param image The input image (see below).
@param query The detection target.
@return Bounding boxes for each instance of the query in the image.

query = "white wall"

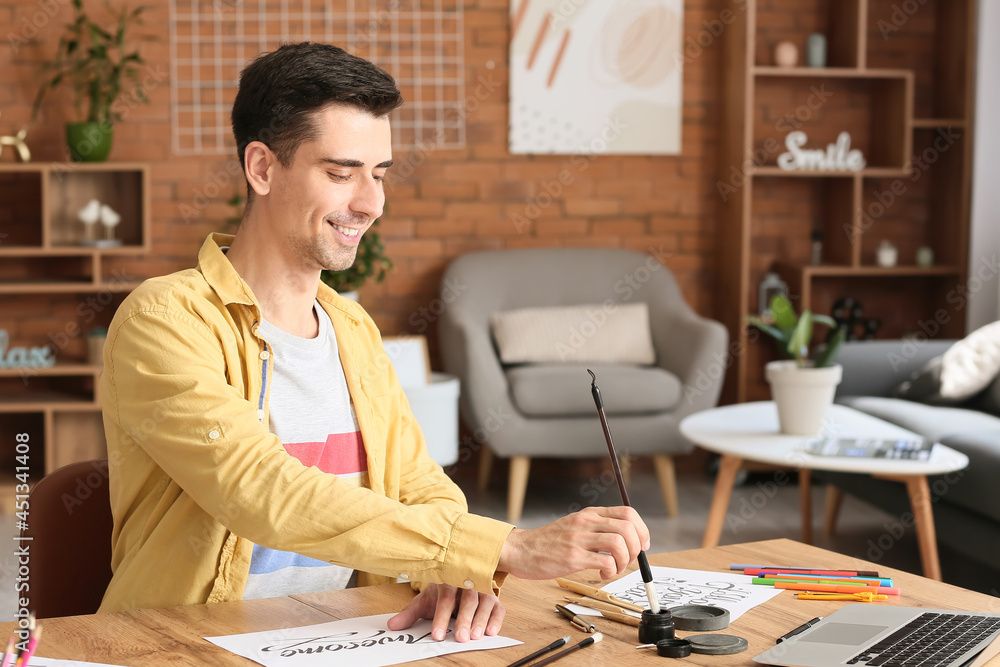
[968,0,1000,331]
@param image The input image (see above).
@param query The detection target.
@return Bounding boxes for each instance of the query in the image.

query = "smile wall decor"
[777,131,866,172]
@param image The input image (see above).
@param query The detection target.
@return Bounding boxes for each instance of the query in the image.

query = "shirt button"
[464,579,475,589]
[208,430,220,440]
[259,350,270,360]
[399,574,409,581]
[256,409,264,421]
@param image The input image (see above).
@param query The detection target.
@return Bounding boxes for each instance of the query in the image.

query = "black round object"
[668,604,731,631]
[656,639,692,658]
[687,633,749,655]
[638,609,675,644]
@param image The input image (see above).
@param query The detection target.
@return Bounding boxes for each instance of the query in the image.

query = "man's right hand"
[496,506,651,581]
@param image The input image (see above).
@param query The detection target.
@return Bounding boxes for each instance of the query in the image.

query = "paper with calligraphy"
[205,613,522,667]
[569,566,782,622]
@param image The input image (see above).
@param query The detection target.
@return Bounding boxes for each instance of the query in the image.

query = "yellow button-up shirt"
[98,233,512,612]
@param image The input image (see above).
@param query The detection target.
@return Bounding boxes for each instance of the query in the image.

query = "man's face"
[270,104,392,273]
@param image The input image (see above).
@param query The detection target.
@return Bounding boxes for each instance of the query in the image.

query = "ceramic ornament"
[775,41,799,67]
[78,198,101,242]
[99,204,121,240]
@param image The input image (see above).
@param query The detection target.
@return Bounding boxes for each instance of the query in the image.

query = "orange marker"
[774,582,899,596]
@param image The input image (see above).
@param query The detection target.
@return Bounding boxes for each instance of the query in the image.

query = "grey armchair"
[438,248,729,522]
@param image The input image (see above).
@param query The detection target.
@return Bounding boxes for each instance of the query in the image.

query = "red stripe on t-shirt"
[283,432,367,475]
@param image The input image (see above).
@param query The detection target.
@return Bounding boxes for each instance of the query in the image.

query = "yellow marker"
[796,591,888,602]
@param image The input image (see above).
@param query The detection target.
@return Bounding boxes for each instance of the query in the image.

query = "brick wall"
[0,0,726,369]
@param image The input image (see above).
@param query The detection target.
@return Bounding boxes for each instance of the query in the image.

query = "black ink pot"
[638,608,675,644]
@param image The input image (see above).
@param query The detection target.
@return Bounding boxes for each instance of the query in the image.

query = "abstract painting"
[509,0,683,155]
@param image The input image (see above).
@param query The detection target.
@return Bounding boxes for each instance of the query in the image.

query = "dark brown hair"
[231,42,402,193]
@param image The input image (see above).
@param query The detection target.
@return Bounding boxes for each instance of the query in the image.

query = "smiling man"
[98,43,649,643]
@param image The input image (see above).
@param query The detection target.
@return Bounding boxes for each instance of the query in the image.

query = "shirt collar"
[197,233,258,307]
[197,232,363,326]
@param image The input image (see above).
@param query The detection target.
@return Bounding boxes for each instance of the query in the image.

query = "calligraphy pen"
[504,635,571,667]
[532,633,603,667]
[588,369,660,614]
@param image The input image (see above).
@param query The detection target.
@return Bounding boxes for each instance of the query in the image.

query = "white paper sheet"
[8,659,127,667]
[568,566,783,622]
[205,613,522,667]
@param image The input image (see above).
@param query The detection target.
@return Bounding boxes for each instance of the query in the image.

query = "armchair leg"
[653,455,679,518]
[477,445,495,492]
[508,456,531,524]
[823,484,844,538]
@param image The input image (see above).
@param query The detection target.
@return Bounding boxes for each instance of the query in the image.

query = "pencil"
[556,578,644,613]
[17,624,41,667]
[1,637,14,667]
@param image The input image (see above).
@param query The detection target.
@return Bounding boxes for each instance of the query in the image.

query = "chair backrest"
[443,247,691,323]
[22,459,113,619]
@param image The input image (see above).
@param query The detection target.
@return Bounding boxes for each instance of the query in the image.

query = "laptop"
[754,604,1000,667]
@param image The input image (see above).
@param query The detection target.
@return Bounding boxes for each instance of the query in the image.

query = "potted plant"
[749,294,846,435]
[225,193,393,301]
[33,0,151,162]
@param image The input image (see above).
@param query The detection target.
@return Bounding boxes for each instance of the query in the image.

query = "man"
[99,43,649,643]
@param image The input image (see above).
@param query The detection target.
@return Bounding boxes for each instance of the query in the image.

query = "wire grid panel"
[169,0,466,155]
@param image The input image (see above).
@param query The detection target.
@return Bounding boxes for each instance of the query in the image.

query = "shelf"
[912,118,966,129]
[753,67,911,79]
[778,263,963,279]
[0,281,143,294]
[0,364,100,378]
[0,392,98,412]
[0,245,147,257]
[753,167,908,178]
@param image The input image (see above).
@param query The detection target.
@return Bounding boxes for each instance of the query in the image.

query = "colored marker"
[746,568,874,577]
[732,564,879,577]
[761,573,893,587]
[773,582,899,595]
[753,577,873,587]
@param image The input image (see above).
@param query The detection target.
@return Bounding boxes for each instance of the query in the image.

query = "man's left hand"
[387,583,505,642]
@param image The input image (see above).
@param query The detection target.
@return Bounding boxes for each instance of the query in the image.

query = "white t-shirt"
[242,301,369,600]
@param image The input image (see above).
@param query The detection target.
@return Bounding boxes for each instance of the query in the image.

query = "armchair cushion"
[490,302,655,365]
[505,364,682,417]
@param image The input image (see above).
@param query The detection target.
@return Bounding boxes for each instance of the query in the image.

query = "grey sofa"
[438,248,728,522]
[820,340,1000,576]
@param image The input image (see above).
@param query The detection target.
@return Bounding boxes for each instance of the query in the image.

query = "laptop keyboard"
[847,612,1000,667]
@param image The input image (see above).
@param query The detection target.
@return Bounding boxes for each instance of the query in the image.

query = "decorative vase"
[775,41,799,67]
[807,33,827,67]
[66,122,113,162]
[766,360,842,435]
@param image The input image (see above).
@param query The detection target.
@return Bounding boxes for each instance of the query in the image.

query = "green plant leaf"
[812,314,838,329]
[770,293,797,332]
[814,327,846,368]
[787,310,813,364]
[747,316,788,346]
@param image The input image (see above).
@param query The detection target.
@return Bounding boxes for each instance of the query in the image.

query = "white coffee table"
[680,402,969,580]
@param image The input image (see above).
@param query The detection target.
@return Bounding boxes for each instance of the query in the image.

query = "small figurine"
[78,198,101,243]
[99,204,121,243]
[0,111,31,162]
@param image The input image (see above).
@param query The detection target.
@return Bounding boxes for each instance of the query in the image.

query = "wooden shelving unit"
[0,163,149,509]
[718,0,977,403]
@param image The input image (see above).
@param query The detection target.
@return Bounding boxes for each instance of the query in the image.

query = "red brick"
[563,198,620,217]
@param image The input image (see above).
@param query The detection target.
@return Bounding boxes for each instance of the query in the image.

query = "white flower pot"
[765,360,843,435]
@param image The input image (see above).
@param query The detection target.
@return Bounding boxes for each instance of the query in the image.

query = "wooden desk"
[4,539,998,666]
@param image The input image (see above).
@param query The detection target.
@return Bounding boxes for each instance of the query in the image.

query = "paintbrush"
[588,369,660,614]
